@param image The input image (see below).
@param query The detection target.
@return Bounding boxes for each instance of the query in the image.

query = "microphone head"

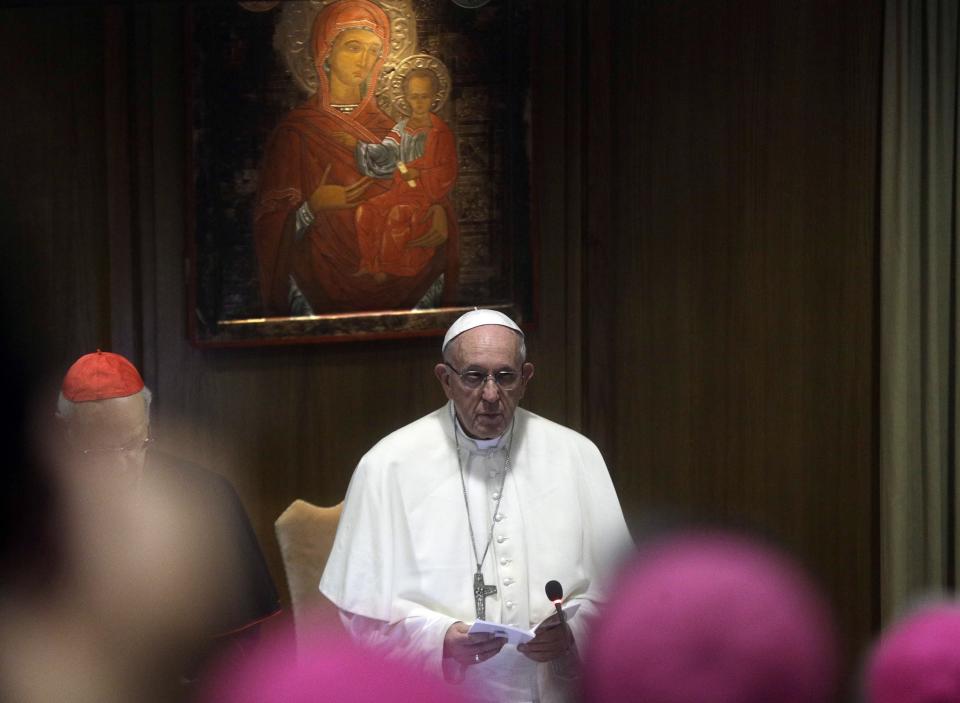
[545,580,563,603]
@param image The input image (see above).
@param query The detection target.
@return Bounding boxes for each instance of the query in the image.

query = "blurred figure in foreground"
[582,532,838,703]
[864,601,960,703]
[201,629,466,703]
[55,351,279,646]
[20,350,280,699]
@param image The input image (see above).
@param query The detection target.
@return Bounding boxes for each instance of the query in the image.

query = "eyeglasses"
[77,436,154,460]
[444,362,522,391]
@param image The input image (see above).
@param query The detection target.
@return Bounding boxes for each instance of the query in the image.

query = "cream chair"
[274,499,344,650]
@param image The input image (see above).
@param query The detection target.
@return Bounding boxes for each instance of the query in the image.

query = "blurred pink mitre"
[866,602,960,703]
[201,630,463,703]
[582,532,838,703]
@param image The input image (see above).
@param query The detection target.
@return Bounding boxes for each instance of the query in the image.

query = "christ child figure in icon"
[333,67,458,283]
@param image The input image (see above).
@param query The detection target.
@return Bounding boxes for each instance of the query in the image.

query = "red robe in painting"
[355,113,458,278]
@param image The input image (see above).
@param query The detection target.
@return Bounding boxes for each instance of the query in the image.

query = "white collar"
[452,409,506,451]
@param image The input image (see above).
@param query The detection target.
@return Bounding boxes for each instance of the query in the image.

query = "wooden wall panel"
[0,6,110,372]
[587,0,881,676]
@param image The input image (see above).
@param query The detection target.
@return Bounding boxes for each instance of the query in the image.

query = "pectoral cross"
[474,570,497,620]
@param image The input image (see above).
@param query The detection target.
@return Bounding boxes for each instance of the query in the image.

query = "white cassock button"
[496,536,507,543]
[506,601,515,609]
[503,577,515,586]
[491,492,500,500]
[500,558,509,566]
[507,623,515,627]
[494,513,504,522]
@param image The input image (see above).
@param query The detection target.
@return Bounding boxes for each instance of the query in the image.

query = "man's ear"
[513,362,534,402]
[434,363,454,400]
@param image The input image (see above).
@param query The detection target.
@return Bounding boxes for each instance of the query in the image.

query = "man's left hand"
[517,613,574,663]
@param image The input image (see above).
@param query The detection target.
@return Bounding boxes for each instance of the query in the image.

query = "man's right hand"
[443,621,507,666]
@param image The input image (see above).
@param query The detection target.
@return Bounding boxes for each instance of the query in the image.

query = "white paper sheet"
[467,602,582,644]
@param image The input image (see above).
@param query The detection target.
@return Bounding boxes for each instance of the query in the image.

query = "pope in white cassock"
[320,309,631,702]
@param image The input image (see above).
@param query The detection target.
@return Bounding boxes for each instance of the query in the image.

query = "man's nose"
[481,377,501,402]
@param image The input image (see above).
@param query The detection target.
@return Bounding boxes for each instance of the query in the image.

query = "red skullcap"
[61,350,144,402]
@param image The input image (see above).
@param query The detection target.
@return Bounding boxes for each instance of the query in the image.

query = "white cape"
[320,403,631,701]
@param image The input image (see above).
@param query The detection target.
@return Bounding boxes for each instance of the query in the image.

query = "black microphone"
[545,580,565,623]
[544,580,579,675]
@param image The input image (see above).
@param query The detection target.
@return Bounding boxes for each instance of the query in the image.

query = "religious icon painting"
[186,0,533,346]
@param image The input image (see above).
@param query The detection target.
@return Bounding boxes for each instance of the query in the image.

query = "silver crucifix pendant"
[473,570,497,620]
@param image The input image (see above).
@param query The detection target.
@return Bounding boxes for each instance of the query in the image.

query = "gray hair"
[56,387,153,421]
[442,331,527,366]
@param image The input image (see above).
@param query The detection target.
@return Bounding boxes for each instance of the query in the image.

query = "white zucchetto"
[442,309,523,352]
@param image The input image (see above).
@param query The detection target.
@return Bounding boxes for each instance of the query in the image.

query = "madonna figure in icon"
[254,0,458,316]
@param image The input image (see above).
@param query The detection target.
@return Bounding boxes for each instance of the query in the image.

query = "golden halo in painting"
[386,54,451,116]
[274,0,417,96]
